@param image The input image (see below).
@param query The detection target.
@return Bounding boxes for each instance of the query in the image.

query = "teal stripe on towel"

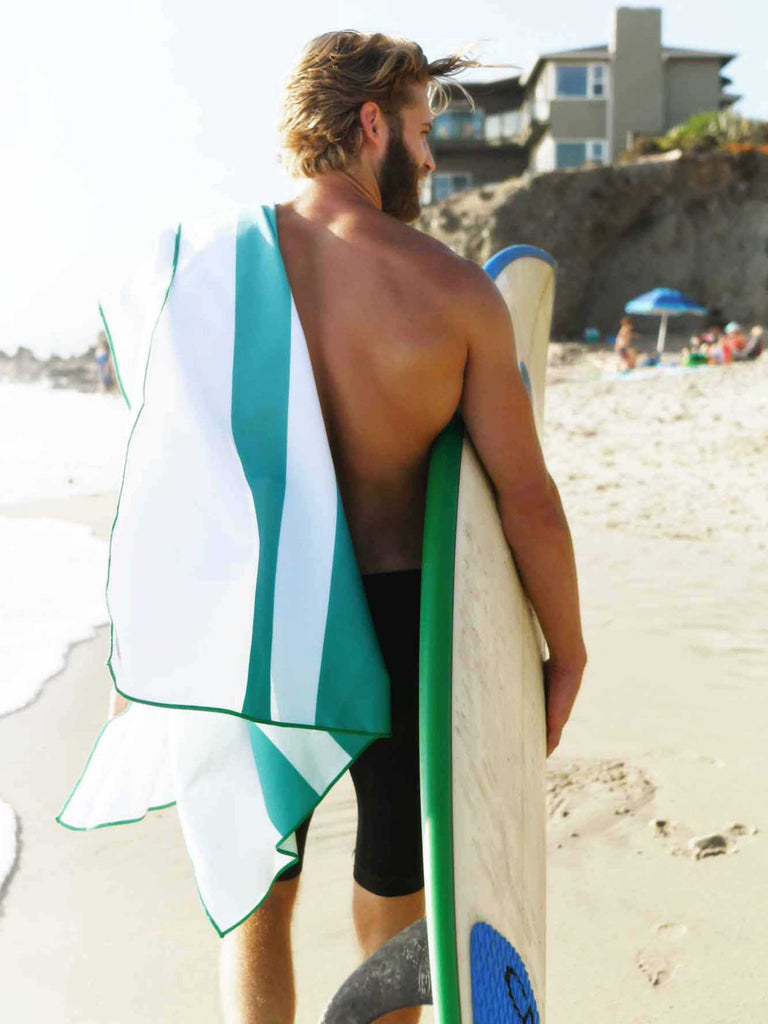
[232,207,292,721]
[315,492,391,737]
[247,725,319,836]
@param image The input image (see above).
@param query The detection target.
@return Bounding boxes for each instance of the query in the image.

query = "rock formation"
[416,149,768,338]
[0,346,99,391]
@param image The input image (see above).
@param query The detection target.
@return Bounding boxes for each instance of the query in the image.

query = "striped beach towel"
[56,205,391,936]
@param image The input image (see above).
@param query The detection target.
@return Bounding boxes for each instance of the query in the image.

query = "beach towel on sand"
[56,205,391,936]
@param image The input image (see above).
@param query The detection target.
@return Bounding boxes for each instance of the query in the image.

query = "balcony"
[432,102,548,155]
[432,108,486,142]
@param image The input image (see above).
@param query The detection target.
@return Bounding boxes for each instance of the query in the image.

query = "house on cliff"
[425,6,739,204]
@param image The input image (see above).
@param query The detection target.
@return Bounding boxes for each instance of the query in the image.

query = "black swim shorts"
[276,567,423,897]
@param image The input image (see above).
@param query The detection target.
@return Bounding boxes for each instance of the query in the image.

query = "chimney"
[609,7,664,155]
[611,6,662,55]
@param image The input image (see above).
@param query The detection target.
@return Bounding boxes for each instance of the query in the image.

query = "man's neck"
[299,167,382,215]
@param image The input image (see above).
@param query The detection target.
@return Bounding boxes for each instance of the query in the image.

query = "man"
[200,30,585,1024]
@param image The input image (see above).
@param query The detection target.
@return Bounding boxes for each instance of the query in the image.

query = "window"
[556,65,588,97]
[501,110,522,137]
[554,64,608,99]
[433,108,485,140]
[431,172,473,202]
[485,110,523,142]
[556,142,586,168]
[555,139,608,169]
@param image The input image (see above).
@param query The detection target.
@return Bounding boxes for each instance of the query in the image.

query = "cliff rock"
[416,150,768,337]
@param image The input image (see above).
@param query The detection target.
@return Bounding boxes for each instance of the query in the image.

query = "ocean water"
[0,383,124,718]
[0,516,109,718]
[0,382,126,900]
[0,382,129,503]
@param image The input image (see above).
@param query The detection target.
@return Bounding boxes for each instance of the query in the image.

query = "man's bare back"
[276,197,470,572]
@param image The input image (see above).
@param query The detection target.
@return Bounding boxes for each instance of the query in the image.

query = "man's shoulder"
[407,229,508,333]
[385,219,497,302]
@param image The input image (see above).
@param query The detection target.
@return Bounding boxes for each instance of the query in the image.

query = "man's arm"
[457,267,586,755]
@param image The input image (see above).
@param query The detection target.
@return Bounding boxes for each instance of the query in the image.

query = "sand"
[0,350,766,1022]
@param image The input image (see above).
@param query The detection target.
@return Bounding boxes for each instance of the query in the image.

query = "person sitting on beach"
[614,316,638,371]
[733,324,765,362]
[682,347,708,366]
[698,326,723,349]
[680,332,708,366]
[693,322,736,365]
[708,322,749,364]
[681,330,710,366]
[706,336,730,364]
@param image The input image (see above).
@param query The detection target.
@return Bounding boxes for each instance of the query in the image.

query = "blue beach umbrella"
[625,288,707,354]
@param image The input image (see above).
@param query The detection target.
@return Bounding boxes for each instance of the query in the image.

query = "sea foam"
[0,516,109,717]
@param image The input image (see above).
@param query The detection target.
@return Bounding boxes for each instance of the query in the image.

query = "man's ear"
[359,101,386,146]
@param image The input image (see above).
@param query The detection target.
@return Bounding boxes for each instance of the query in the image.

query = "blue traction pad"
[470,922,540,1024]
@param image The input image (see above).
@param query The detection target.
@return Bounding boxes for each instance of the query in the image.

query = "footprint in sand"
[688,833,729,859]
[547,759,655,833]
[647,819,759,859]
[636,923,688,987]
[688,824,759,860]
[635,949,678,987]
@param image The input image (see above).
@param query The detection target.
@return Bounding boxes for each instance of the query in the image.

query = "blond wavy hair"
[279,31,479,178]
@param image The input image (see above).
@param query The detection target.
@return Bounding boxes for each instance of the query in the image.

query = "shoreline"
[0,497,113,721]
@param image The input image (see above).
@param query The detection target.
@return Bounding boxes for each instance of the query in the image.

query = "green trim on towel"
[55,706,176,829]
[98,303,130,410]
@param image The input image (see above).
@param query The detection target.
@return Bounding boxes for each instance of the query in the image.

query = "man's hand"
[108,688,132,720]
[543,655,586,757]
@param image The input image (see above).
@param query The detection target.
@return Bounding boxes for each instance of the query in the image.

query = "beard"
[378,121,423,223]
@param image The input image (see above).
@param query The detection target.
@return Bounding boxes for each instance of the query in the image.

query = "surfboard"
[420,245,555,1024]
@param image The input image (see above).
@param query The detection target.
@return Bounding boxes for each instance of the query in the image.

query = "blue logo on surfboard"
[470,922,540,1024]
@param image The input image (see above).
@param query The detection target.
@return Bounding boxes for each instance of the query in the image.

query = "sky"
[2,0,765,357]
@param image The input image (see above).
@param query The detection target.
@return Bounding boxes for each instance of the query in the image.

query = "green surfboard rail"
[419,413,465,1024]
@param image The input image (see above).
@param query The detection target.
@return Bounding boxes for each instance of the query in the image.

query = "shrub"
[623,110,768,159]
